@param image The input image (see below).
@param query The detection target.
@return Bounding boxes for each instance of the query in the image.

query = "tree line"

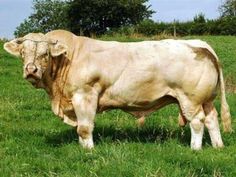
[14,0,236,37]
[14,0,153,37]
[135,14,236,36]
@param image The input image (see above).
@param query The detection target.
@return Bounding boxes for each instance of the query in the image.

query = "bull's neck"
[42,55,70,97]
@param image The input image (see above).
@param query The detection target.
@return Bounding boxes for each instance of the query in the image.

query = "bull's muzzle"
[25,63,41,86]
[26,63,38,74]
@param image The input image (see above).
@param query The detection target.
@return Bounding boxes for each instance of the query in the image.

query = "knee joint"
[191,119,204,132]
[77,125,90,139]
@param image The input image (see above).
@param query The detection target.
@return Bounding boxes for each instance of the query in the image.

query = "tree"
[193,13,206,23]
[219,0,236,17]
[67,0,154,36]
[14,0,154,37]
[14,0,69,37]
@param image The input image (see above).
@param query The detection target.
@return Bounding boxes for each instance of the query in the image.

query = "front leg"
[72,88,99,149]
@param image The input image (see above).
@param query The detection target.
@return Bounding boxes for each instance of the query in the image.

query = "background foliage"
[14,0,154,37]
[14,0,236,37]
[134,15,236,36]
[14,0,69,37]
[68,0,154,36]
[219,0,236,17]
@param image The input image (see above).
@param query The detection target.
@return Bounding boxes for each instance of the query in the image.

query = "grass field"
[0,36,236,177]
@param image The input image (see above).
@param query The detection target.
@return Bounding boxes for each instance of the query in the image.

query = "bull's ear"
[50,41,68,57]
[3,38,23,57]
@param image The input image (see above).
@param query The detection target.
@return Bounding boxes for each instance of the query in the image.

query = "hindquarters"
[174,45,231,149]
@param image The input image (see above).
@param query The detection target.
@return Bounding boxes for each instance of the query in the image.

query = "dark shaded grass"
[0,38,236,177]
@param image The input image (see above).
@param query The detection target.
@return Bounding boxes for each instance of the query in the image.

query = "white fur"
[72,91,97,149]
[190,119,204,150]
[79,136,94,149]
[204,109,224,148]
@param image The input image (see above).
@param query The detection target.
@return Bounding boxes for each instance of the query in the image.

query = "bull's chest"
[50,86,77,127]
[49,58,78,126]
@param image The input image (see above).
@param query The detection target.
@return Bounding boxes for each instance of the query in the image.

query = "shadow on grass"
[44,123,209,147]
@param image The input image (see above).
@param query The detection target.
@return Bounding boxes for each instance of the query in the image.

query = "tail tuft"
[219,67,233,133]
[221,103,233,132]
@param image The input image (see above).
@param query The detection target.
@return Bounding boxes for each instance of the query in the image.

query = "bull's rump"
[96,39,219,110]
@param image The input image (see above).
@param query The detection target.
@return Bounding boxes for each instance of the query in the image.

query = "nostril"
[33,67,38,73]
[26,63,38,73]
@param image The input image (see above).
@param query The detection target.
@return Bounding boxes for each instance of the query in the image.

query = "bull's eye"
[36,54,47,61]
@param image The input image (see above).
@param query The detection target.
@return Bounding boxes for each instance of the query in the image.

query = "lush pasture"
[0,36,236,177]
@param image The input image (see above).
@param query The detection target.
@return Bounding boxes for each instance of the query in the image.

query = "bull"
[4,30,232,150]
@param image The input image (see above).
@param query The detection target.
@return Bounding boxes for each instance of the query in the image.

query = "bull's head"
[4,33,67,87]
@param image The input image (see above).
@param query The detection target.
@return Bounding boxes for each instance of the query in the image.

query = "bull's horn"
[15,37,25,44]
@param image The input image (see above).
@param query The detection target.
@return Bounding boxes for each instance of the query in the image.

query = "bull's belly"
[97,86,176,113]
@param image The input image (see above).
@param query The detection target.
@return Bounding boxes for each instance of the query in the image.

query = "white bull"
[4,30,232,150]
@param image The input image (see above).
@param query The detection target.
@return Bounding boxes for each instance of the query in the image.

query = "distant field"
[0,36,236,177]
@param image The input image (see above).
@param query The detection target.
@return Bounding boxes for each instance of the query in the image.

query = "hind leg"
[189,109,205,150]
[203,102,224,148]
[182,108,205,150]
[178,97,205,150]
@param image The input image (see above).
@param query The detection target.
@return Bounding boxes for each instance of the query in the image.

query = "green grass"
[0,36,236,177]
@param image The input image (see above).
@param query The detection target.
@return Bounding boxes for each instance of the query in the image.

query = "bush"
[0,38,9,43]
[218,16,236,35]
[135,19,174,36]
[124,16,236,37]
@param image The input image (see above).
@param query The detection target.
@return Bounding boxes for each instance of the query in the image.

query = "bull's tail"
[219,66,232,132]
